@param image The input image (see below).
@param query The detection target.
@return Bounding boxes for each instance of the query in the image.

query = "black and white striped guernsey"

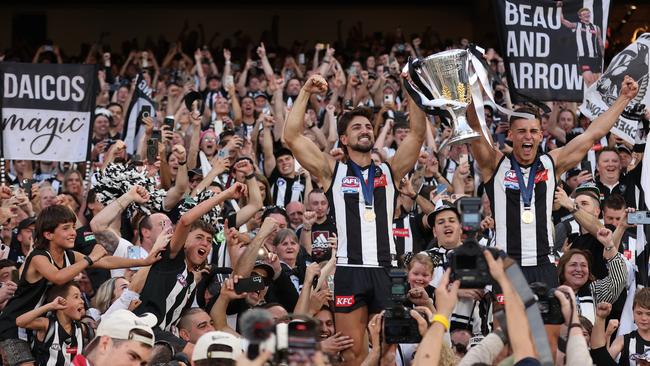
[269,170,306,208]
[327,161,397,267]
[620,330,650,366]
[574,22,601,58]
[485,154,557,267]
[0,249,75,341]
[134,242,197,331]
[34,315,85,366]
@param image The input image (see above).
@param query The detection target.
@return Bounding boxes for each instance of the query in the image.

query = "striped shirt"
[134,242,197,331]
[574,22,601,58]
[34,315,85,366]
[485,154,557,267]
[269,169,306,208]
[327,161,397,267]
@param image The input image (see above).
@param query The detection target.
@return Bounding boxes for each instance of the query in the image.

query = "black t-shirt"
[299,217,337,263]
[597,162,643,209]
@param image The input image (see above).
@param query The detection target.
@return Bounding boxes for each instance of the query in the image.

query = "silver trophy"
[404,49,481,149]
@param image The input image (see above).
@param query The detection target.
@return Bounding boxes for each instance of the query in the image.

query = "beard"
[348,141,374,153]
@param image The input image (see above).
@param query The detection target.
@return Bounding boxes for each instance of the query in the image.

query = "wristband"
[83,256,94,267]
[245,173,255,180]
[178,160,187,166]
[431,314,450,331]
[302,226,312,231]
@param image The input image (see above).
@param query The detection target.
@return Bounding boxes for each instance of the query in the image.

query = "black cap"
[616,144,632,155]
[426,200,460,228]
[572,181,601,201]
[253,260,275,281]
[252,91,269,100]
[16,217,36,232]
[566,168,581,180]
[188,168,204,179]
[274,147,293,159]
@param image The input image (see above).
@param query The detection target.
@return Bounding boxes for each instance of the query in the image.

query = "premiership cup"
[404,49,481,149]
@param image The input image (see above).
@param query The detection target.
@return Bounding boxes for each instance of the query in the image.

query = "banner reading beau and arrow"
[1,62,96,162]
[493,0,610,102]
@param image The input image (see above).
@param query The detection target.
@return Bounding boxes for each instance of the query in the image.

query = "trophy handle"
[408,57,435,101]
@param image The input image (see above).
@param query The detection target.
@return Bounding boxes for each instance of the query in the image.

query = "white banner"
[2,108,90,161]
[580,33,650,143]
[1,62,96,162]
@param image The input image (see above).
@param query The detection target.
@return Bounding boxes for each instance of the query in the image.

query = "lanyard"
[510,156,539,209]
[349,160,376,207]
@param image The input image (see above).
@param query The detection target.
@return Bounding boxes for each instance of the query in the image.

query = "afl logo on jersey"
[341,176,360,194]
[276,178,286,186]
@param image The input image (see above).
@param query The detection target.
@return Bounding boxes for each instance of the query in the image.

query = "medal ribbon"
[509,156,538,210]
[349,160,375,208]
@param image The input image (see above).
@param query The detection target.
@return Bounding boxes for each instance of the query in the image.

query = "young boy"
[609,288,650,365]
[0,205,161,346]
[17,282,90,366]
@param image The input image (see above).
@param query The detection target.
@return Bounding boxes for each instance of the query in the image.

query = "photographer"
[424,202,493,336]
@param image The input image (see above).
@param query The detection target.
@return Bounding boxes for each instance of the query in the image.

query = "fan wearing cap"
[554,182,615,279]
[262,143,311,208]
[73,309,156,366]
[595,146,643,209]
[191,330,242,366]
[8,217,36,265]
[423,201,493,335]
[468,76,638,284]
[284,74,427,365]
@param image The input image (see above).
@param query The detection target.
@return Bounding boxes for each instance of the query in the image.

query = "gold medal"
[364,208,376,222]
[522,209,534,224]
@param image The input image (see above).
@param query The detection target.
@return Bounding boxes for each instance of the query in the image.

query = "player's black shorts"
[577,56,602,74]
[333,266,392,314]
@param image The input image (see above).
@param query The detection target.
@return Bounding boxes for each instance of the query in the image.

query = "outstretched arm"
[467,102,501,181]
[557,2,577,29]
[389,96,426,180]
[550,76,638,175]
[170,183,246,258]
[283,75,334,190]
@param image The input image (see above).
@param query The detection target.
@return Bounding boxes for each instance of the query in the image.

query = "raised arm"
[16,297,64,331]
[211,277,244,337]
[233,217,278,276]
[388,95,426,180]
[261,116,277,177]
[550,76,638,174]
[90,185,149,234]
[233,160,264,227]
[170,183,246,258]
[557,2,577,29]
[283,75,334,189]
[163,145,189,210]
[467,102,501,181]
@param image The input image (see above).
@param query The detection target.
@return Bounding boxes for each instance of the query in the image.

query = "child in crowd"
[609,288,650,365]
[0,205,160,346]
[16,282,91,366]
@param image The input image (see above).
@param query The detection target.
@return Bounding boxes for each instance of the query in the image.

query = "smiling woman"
[557,247,627,324]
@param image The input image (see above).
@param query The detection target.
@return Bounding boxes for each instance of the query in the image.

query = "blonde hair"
[91,277,124,314]
[407,252,434,275]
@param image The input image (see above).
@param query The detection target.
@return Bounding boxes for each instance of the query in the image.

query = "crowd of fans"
[0,23,648,366]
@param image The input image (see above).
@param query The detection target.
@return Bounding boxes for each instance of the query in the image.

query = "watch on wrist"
[245,173,255,180]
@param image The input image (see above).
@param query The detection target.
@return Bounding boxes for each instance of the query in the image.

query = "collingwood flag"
[123,73,156,154]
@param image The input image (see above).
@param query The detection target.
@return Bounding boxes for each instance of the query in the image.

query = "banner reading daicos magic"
[0,62,96,161]
[493,0,610,102]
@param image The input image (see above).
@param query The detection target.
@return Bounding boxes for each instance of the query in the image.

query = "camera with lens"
[240,310,320,365]
[530,282,564,324]
[383,269,427,344]
[449,197,501,288]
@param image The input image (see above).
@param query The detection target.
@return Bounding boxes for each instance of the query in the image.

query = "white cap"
[192,331,242,362]
[96,310,157,347]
